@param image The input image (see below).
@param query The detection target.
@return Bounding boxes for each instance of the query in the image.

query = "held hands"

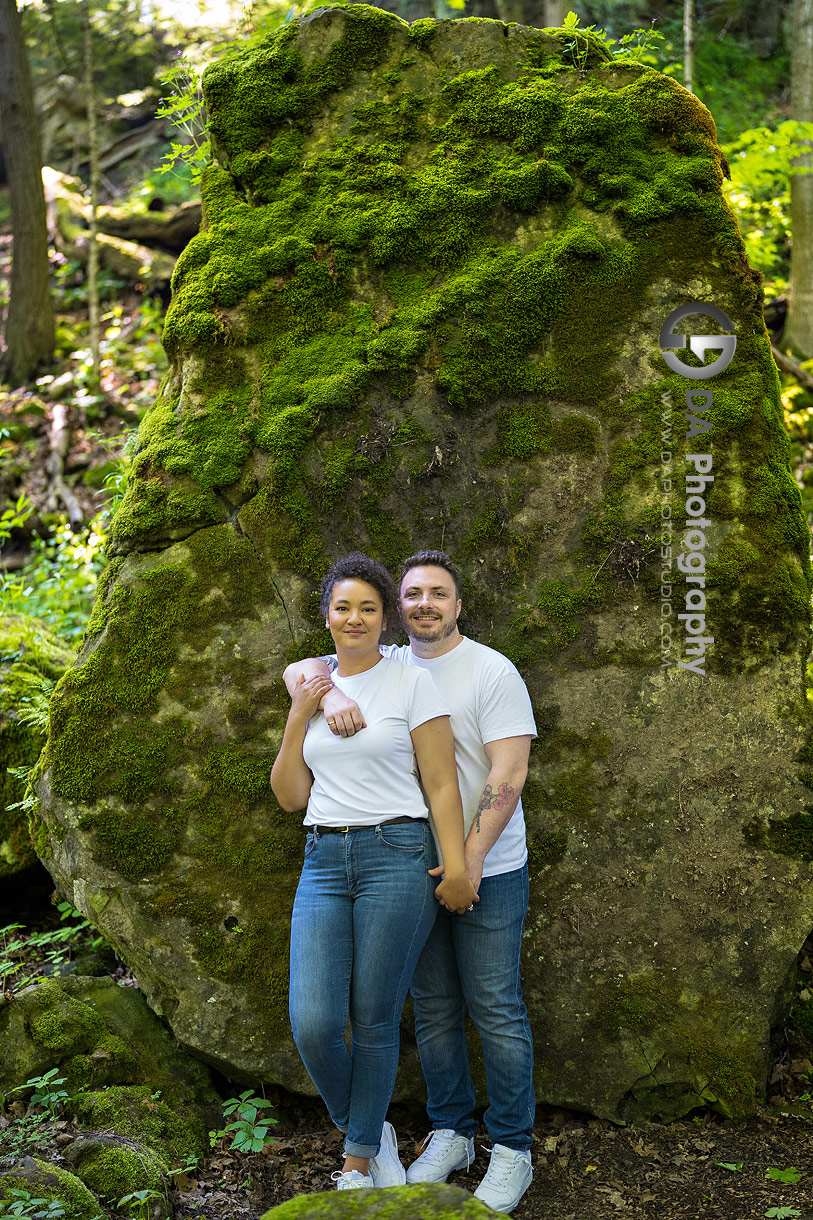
[290,673,334,722]
[429,865,480,914]
[323,687,366,737]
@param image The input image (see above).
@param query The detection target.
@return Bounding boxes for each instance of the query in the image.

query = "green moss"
[593,972,759,1120]
[70,1085,205,1162]
[65,1034,139,1090]
[0,615,73,875]
[0,1161,100,1220]
[28,985,107,1053]
[743,809,813,862]
[527,826,568,869]
[69,1140,167,1203]
[259,1181,499,1219]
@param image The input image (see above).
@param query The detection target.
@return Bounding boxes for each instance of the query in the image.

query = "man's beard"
[405,614,458,643]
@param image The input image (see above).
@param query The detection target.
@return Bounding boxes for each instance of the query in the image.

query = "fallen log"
[42,166,176,289]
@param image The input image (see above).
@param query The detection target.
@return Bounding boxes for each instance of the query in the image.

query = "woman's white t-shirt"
[301,655,450,826]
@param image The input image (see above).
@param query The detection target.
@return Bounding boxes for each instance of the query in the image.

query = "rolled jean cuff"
[344,1139,379,1159]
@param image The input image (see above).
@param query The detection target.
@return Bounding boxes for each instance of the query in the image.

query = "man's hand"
[323,687,366,737]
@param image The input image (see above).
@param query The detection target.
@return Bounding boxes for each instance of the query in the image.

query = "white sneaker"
[368,1120,406,1187]
[331,1169,374,1189]
[405,1128,475,1183]
[473,1144,533,1213]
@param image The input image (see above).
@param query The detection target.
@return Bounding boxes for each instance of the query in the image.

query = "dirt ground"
[173,1092,813,1220]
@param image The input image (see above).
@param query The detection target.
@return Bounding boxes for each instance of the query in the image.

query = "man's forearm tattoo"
[474,782,517,832]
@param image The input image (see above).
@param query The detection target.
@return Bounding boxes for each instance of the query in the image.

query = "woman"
[271,552,478,1190]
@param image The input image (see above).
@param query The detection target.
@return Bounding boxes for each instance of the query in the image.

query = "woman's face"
[326,579,385,649]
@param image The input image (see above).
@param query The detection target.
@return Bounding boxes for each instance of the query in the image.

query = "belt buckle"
[341,826,350,834]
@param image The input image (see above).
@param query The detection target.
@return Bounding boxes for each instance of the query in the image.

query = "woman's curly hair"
[319,552,399,626]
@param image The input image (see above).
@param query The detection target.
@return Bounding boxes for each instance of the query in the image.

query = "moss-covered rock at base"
[259,1182,495,1219]
[63,1134,170,1217]
[35,5,813,1123]
[0,615,73,875]
[0,1159,100,1220]
[0,976,219,1155]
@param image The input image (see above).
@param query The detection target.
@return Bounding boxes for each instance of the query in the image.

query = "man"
[283,550,537,1213]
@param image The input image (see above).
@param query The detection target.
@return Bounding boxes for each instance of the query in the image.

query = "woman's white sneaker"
[405,1129,475,1183]
[368,1121,406,1187]
[472,1144,533,1212]
[331,1169,373,1189]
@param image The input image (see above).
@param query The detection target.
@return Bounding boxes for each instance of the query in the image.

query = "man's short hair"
[398,550,462,600]
[319,552,399,624]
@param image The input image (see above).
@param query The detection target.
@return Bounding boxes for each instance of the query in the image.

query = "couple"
[271,549,536,1213]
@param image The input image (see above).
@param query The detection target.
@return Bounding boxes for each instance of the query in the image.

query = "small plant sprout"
[715,1161,744,1171]
[765,1209,802,1219]
[212,1091,278,1154]
[116,1189,163,1220]
[765,1167,803,1183]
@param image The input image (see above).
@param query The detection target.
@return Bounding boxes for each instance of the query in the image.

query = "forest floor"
[6,871,813,1219]
[172,1094,813,1220]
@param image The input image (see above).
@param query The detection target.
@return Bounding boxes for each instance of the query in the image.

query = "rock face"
[0,615,73,875]
[35,6,813,1121]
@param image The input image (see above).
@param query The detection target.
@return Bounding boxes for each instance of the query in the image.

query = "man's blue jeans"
[289,820,438,1159]
[409,862,535,1151]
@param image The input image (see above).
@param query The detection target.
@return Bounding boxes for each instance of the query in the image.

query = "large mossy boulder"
[0,615,73,875]
[259,1183,495,1218]
[0,1159,101,1220]
[34,6,813,1121]
[0,977,220,1151]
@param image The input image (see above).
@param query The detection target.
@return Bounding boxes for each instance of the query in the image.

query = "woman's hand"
[290,673,334,722]
[432,868,479,915]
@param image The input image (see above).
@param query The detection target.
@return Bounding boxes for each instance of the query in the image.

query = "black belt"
[311,816,427,835]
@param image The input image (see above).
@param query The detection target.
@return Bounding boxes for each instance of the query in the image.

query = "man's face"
[399,565,461,643]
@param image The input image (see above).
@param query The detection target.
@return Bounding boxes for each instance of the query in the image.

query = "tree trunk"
[683,0,695,93]
[82,0,101,384]
[0,0,55,386]
[542,0,567,25]
[495,0,524,24]
[786,0,813,357]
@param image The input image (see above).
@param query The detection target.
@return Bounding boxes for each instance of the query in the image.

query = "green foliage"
[0,1190,67,1219]
[0,905,107,999]
[210,1091,278,1154]
[0,429,33,543]
[156,58,210,187]
[715,1161,743,1171]
[765,1210,802,1219]
[1,516,107,642]
[560,10,664,73]
[1,1070,75,1165]
[722,121,813,293]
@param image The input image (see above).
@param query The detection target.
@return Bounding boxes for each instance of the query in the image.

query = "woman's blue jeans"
[289,820,438,1158]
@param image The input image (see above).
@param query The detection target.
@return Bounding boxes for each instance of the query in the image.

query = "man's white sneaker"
[368,1121,406,1187]
[331,1169,373,1189]
[405,1128,475,1183]
[473,1144,533,1213]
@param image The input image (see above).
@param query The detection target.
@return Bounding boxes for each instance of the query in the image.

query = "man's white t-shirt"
[302,655,450,826]
[380,637,537,879]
